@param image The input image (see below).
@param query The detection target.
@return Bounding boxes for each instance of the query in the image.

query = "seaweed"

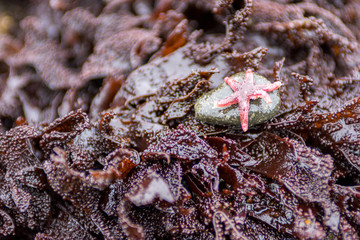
[1,0,360,239]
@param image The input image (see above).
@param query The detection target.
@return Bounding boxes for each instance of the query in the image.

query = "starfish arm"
[243,69,255,85]
[215,95,238,108]
[250,90,272,103]
[255,81,282,92]
[224,77,239,91]
[238,99,250,132]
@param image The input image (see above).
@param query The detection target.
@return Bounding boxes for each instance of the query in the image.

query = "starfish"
[215,69,282,132]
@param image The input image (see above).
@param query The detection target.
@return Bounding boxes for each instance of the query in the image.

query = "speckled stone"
[195,72,281,129]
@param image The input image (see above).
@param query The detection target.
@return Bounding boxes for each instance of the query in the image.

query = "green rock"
[195,72,281,129]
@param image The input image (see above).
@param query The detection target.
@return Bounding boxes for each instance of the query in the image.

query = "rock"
[194,71,281,129]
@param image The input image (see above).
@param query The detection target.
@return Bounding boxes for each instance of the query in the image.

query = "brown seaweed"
[1,0,360,239]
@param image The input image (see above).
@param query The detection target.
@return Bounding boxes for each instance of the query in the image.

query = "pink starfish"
[215,69,281,132]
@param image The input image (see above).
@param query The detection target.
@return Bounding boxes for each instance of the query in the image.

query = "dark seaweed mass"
[1,0,360,239]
